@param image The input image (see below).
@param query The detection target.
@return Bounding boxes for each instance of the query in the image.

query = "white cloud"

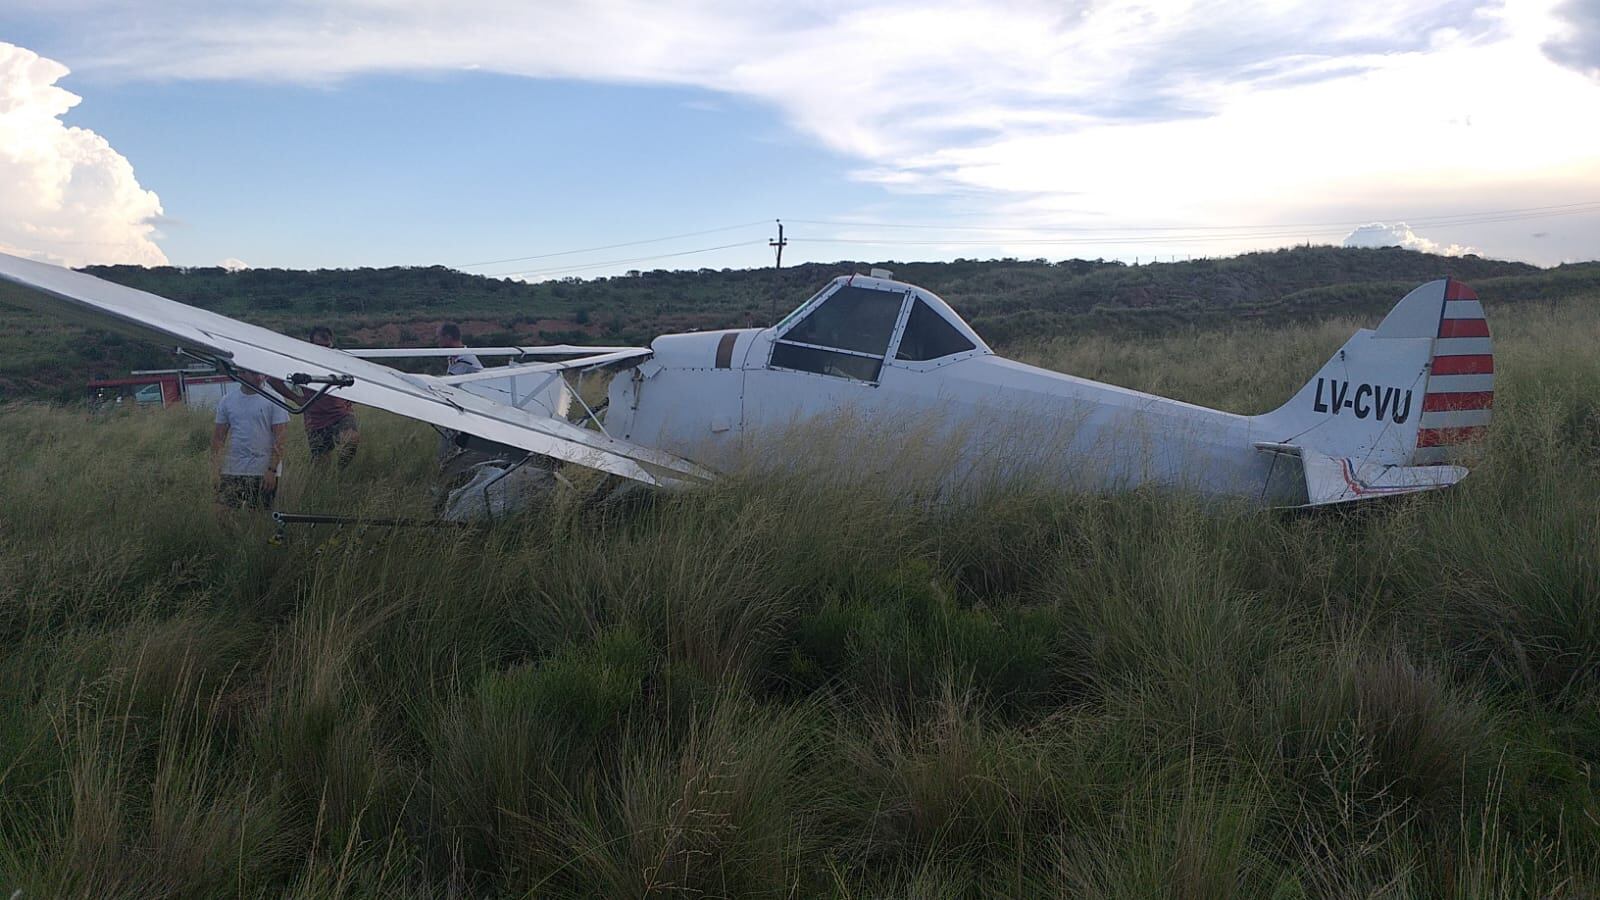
[1343,222,1474,256]
[9,0,1600,266]
[217,257,249,270]
[0,42,167,267]
[1545,0,1600,78]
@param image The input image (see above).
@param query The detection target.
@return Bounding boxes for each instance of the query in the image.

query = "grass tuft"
[2,288,1599,895]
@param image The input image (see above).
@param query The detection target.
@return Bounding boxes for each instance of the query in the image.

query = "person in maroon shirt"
[267,326,360,467]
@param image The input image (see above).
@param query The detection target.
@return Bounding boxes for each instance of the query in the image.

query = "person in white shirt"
[437,322,483,375]
[211,372,290,511]
[436,322,483,463]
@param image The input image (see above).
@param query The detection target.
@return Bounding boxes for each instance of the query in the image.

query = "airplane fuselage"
[605,323,1296,503]
[601,269,1486,507]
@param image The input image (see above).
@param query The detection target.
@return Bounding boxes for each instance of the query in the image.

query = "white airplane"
[0,252,1492,513]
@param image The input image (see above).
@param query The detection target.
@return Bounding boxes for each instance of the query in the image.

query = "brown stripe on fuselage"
[714,332,737,369]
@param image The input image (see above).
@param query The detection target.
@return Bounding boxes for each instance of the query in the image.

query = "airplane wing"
[435,350,651,386]
[346,345,641,359]
[0,252,713,487]
[434,350,651,416]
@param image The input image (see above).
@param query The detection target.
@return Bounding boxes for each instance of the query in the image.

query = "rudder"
[1259,278,1491,468]
[1413,279,1493,464]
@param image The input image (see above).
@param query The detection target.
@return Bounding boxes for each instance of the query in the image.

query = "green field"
[2,283,1599,897]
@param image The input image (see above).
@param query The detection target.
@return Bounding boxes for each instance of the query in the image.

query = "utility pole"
[768,219,788,324]
[769,219,787,268]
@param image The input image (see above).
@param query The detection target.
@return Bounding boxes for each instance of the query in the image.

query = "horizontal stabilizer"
[1255,442,1466,507]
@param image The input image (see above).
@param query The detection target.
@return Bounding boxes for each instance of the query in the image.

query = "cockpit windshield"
[781,285,903,355]
[768,277,989,382]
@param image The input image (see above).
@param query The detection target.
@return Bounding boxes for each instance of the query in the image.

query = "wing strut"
[179,348,355,416]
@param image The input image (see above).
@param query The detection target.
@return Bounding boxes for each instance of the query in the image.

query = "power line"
[785,200,1600,235]
[788,204,1600,248]
[454,220,770,269]
[491,240,767,280]
[793,231,1352,247]
[454,200,1597,279]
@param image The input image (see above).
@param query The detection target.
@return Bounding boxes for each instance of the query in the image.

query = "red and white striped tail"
[1415,278,1492,465]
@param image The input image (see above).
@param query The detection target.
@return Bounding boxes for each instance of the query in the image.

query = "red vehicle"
[87,368,234,409]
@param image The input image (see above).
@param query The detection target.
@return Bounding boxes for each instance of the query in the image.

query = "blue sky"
[2,0,1598,276]
[57,74,869,271]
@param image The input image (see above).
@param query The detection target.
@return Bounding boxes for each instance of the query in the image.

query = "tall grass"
[1,291,1598,896]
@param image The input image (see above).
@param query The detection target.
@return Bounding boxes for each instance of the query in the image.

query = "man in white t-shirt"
[437,322,484,376]
[435,322,484,464]
[211,372,290,511]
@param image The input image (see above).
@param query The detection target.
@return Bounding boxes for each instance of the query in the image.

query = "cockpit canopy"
[769,275,989,382]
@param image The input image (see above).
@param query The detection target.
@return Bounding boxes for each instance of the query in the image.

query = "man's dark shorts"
[217,475,275,510]
[307,415,359,462]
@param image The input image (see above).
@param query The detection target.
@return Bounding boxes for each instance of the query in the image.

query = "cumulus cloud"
[6,1,1599,265]
[0,42,167,267]
[20,0,1509,165]
[1343,222,1474,256]
[1544,0,1600,78]
[217,257,249,271]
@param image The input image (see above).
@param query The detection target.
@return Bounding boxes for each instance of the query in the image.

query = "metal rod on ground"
[272,512,478,529]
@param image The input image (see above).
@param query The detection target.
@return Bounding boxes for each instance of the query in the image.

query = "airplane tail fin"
[1256,278,1492,504]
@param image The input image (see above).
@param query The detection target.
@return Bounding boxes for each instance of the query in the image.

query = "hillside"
[3,244,1598,400]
